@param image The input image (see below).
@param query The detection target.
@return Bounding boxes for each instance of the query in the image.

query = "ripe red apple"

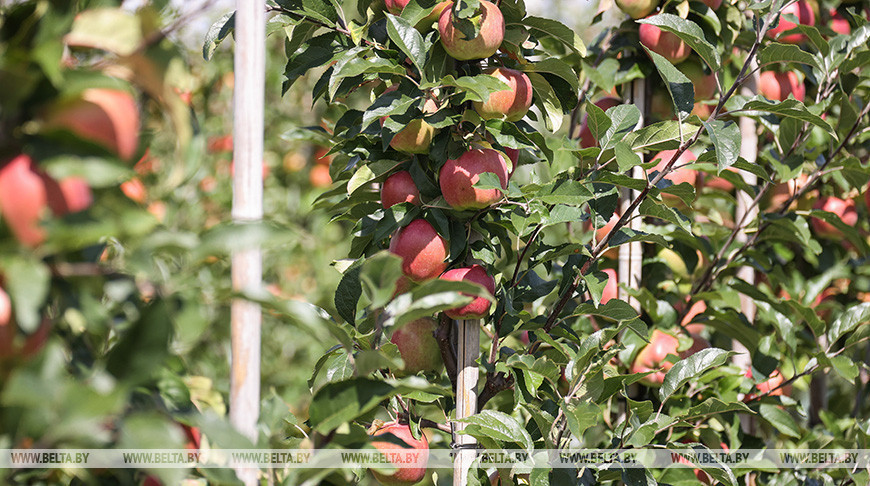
[615,0,660,19]
[0,286,10,328]
[391,317,443,373]
[640,21,691,65]
[811,196,858,238]
[309,165,332,187]
[758,70,805,102]
[121,178,147,203]
[829,9,851,35]
[55,177,93,214]
[681,300,706,335]
[385,0,411,14]
[182,424,202,450]
[439,148,509,210]
[578,97,622,148]
[744,368,790,400]
[382,90,438,155]
[681,61,716,101]
[440,265,495,319]
[473,67,533,122]
[207,134,233,153]
[368,421,429,485]
[701,0,722,9]
[766,0,815,44]
[438,0,505,61]
[389,219,449,282]
[382,171,422,208]
[0,154,51,246]
[44,88,140,160]
[650,149,698,192]
[601,268,618,304]
[630,329,680,386]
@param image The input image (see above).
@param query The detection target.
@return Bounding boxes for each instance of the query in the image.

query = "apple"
[640,20,691,65]
[583,211,619,259]
[440,264,495,319]
[829,9,850,35]
[766,173,808,209]
[314,146,332,166]
[758,70,805,102]
[389,219,449,282]
[0,154,51,246]
[614,0,660,19]
[681,300,707,335]
[207,134,233,153]
[385,0,411,14]
[650,149,698,192]
[766,0,815,44]
[54,177,93,214]
[386,95,438,154]
[702,168,739,192]
[368,421,429,485]
[0,286,10,328]
[182,424,202,450]
[391,317,443,373]
[418,1,451,28]
[121,178,147,203]
[701,0,722,9]
[579,97,622,148]
[382,171,422,208]
[631,329,706,386]
[681,60,716,101]
[43,88,140,160]
[439,148,509,210]
[744,368,790,400]
[309,164,332,187]
[438,0,505,61]
[472,67,533,122]
[599,268,618,305]
[811,196,858,238]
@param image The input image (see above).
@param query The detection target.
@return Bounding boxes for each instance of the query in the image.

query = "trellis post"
[230,1,266,485]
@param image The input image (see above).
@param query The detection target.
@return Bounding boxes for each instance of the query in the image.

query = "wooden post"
[453,319,479,486]
[734,63,758,372]
[231,1,265,485]
[619,79,645,312]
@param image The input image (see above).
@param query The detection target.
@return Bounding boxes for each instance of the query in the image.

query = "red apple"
[419,1,452,27]
[650,149,698,191]
[640,20,691,65]
[681,61,717,101]
[701,0,722,9]
[0,154,51,246]
[382,171,422,208]
[55,177,93,214]
[630,329,680,386]
[182,424,202,450]
[121,178,147,203]
[758,70,805,102]
[766,0,815,44]
[309,165,332,187]
[207,134,233,153]
[439,148,509,210]
[473,67,533,122]
[369,421,429,485]
[601,268,618,304]
[615,0,660,19]
[440,265,495,319]
[829,9,851,35]
[744,368,790,400]
[583,211,619,259]
[578,97,622,148]
[391,317,443,373]
[0,286,10,328]
[44,88,140,160]
[385,0,411,14]
[438,0,505,61]
[681,300,706,335]
[811,196,858,238]
[389,219,449,282]
[385,94,438,154]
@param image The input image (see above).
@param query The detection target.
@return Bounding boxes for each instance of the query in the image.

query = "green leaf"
[659,348,732,402]
[459,410,534,450]
[758,42,820,70]
[600,104,642,150]
[623,121,700,152]
[385,14,428,77]
[335,259,364,325]
[639,199,692,232]
[527,72,563,131]
[585,100,612,144]
[65,7,144,57]
[560,401,600,440]
[359,252,404,309]
[828,302,870,343]
[535,179,594,205]
[615,141,643,172]
[106,300,173,385]
[517,17,586,56]
[637,14,721,71]
[743,98,835,135]
[445,74,511,103]
[525,58,579,93]
[583,270,609,306]
[684,398,754,418]
[309,378,397,433]
[203,12,235,60]
[644,47,694,118]
[759,403,800,438]
[703,119,740,172]
[2,256,50,333]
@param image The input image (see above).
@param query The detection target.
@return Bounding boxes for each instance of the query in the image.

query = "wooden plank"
[453,319,479,486]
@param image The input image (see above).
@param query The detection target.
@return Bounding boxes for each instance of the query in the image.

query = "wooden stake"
[453,319,479,486]
[231,1,265,485]
[619,79,645,312]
